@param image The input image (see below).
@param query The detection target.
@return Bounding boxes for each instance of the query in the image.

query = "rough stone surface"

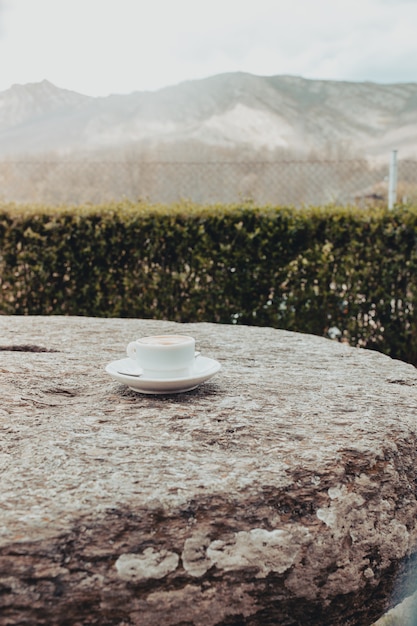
[1,315,417,625]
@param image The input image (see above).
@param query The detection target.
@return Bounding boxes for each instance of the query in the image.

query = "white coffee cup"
[127,335,197,378]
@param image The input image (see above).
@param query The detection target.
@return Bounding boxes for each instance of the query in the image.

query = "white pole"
[388,149,398,209]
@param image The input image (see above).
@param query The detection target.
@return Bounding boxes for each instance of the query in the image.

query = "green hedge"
[1,201,417,365]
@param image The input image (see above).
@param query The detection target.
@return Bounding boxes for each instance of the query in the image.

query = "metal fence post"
[388,149,398,209]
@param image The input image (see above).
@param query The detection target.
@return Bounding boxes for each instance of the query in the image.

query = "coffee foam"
[138,335,191,346]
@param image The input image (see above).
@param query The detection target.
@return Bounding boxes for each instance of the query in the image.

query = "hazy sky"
[1,0,416,97]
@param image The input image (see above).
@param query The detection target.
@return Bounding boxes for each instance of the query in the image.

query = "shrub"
[1,200,417,365]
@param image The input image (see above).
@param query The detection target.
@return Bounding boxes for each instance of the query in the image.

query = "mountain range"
[0,72,416,160]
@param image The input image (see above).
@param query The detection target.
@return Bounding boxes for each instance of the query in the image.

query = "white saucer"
[105,356,221,394]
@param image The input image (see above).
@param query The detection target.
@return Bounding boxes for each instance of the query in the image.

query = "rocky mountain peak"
[0,72,416,159]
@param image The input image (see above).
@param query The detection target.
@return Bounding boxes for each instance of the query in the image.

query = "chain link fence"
[0,157,416,207]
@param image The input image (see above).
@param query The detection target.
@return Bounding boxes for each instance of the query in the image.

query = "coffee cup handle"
[127,342,138,360]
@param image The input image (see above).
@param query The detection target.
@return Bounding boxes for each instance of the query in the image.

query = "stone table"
[1,316,417,626]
